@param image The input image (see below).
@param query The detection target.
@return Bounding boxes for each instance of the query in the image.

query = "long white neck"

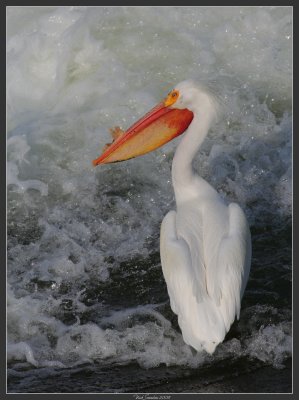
[172,102,215,202]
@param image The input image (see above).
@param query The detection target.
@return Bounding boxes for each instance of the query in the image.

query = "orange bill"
[92,102,194,165]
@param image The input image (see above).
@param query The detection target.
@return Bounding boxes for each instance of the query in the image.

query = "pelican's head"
[164,80,199,110]
[93,81,198,165]
[165,80,219,117]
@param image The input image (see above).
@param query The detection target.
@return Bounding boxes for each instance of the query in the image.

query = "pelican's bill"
[93,102,193,165]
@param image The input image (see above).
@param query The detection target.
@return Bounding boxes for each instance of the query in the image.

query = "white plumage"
[160,81,251,354]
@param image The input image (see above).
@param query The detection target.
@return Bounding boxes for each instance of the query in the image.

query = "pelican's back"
[160,192,251,354]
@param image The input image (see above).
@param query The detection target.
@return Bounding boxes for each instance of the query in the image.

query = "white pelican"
[93,80,251,354]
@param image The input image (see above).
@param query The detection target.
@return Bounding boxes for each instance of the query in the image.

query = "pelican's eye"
[164,89,180,107]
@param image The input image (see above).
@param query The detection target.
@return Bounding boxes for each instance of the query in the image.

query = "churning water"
[7,6,292,393]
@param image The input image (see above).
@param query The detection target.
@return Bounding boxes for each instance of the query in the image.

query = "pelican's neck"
[172,110,213,190]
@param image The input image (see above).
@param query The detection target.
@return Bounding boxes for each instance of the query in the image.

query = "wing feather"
[160,210,194,315]
[216,203,251,320]
[175,205,207,303]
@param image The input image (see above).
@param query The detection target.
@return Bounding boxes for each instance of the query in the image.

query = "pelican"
[93,80,251,354]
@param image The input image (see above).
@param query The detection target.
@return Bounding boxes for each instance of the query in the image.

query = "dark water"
[7,359,292,393]
[7,216,292,393]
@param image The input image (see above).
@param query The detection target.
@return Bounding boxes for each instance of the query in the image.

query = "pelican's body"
[93,80,251,354]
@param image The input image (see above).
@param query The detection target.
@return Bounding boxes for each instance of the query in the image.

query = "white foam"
[7,342,39,367]
[56,323,117,363]
[7,161,48,196]
[245,323,292,369]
